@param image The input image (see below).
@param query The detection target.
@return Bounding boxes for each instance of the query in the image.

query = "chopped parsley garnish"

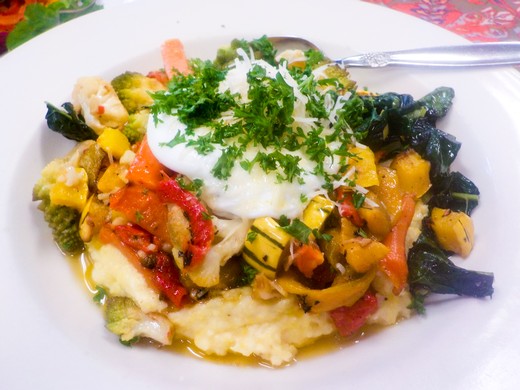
[246,231,258,243]
[352,192,366,209]
[176,177,204,197]
[151,38,362,189]
[279,216,313,244]
[93,286,107,304]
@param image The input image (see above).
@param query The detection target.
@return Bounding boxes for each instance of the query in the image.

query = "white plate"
[1,0,520,388]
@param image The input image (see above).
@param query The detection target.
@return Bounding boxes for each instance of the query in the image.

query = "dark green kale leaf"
[408,233,494,303]
[353,87,461,186]
[428,171,480,215]
[353,92,414,153]
[407,118,461,179]
[414,86,455,120]
[354,87,455,155]
[45,102,98,142]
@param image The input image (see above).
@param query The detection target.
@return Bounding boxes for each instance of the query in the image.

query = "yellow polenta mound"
[168,287,335,366]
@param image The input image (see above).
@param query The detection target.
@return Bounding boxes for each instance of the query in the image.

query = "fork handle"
[339,42,520,68]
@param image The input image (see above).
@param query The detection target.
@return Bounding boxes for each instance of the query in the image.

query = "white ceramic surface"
[1,0,519,389]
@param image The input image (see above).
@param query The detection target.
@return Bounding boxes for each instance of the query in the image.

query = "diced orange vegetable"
[292,242,325,278]
[97,163,126,193]
[344,238,389,273]
[430,207,474,257]
[348,146,379,187]
[161,39,191,79]
[379,193,416,294]
[126,136,169,190]
[390,149,431,198]
[374,166,403,225]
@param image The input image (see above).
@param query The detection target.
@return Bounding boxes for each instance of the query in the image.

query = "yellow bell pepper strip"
[379,193,416,294]
[157,178,214,268]
[277,267,376,313]
[329,291,378,337]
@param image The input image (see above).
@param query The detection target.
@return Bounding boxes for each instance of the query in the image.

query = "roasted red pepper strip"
[109,184,170,245]
[157,178,214,268]
[329,291,378,337]
[336,187,365,227]
[102,223,188,308]
[154,251,188,308]
[112,223,160,255]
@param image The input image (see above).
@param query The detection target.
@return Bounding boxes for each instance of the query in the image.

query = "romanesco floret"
[214,36,277,69]
[37,198,84,255]
[322,64,357,92]
[33,145,93,255]
[122,111,149,144]
[105,296,173,345]
[111,72,165,114]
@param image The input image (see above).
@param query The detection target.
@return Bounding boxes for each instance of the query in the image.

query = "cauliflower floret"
[71,76,129,134]
[168,287,335,366]
[88,242,167,313]
[186,216,251,288]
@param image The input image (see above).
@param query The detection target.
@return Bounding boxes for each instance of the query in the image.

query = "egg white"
[147,114,336,219]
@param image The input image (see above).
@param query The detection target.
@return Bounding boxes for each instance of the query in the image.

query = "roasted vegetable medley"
[33,36,494,366]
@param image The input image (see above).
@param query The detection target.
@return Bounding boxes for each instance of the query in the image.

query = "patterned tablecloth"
[1,0,519,54]
[364,0,520,42]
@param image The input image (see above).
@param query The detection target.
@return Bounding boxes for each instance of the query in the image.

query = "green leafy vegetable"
[428,171,480,215]
[6,1,103,51]
[45,102,98,142]
[408,233,494,302]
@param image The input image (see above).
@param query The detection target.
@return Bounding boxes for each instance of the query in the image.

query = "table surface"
[364,0,520,42]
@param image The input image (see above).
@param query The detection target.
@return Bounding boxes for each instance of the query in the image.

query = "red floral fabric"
[363,0,520,42]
